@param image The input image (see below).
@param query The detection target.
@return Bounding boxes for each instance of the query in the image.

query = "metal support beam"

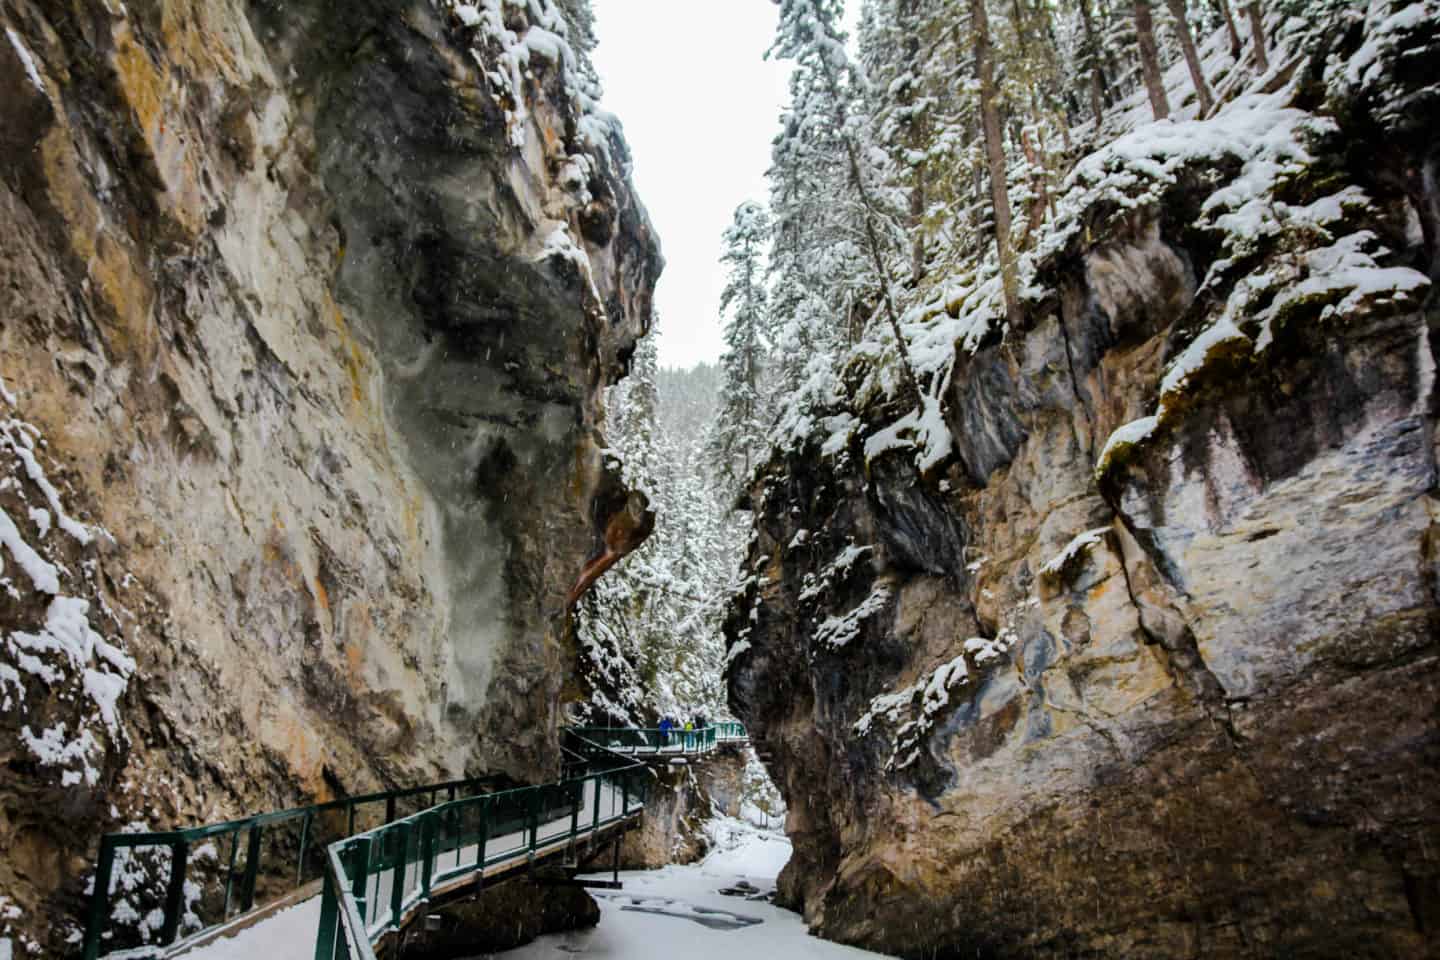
[159,839,190,945]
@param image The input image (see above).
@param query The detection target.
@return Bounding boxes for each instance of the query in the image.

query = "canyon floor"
[497,819,882,960]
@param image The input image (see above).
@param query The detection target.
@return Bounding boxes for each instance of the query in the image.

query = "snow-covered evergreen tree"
[708,201,773,495]
[576,329,744,727]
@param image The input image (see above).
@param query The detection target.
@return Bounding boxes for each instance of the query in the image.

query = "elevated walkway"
[569,721,749,759]
[81,723,747,960]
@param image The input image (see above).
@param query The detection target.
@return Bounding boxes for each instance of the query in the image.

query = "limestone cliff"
[0,0,658,951]
[727,7,1440,958]
[599,747,751,871]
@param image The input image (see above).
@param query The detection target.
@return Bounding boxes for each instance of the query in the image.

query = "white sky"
[590,2,791,370]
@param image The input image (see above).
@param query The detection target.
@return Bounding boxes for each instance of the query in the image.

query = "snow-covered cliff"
[727,3,1440,956]
[0,0,658,952]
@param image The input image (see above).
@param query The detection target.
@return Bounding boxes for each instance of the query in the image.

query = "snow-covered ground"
[492,819,888,960]
[181,817,883,960]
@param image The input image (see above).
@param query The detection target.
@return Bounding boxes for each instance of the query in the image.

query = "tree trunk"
[811,43,923,404]
[1165,0,1215,116]
[1213,0,1242,58]
[1020,127,1049,244]
[849,149,922,404]
[1078,0,1107,130]
[1037,125,1057,221]
[910,169,927,284]
[1133,0,1171,120]
[901,0,927,285]
[1245,1,1268,73]
[972,0,1022,328]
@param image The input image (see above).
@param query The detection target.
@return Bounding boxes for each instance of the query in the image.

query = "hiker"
[658,715,673,747]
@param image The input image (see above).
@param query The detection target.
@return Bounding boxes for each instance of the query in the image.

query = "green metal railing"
[81,775,502,960]
[716,721,748,741]
[81,723,746,960]
[314,729,651,960]
[570,721,747,755]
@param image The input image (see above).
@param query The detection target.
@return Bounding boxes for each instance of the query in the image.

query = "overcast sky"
[589,2,791,371]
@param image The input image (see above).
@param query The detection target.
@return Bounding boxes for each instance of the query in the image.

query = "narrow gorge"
[0,1,1436,959]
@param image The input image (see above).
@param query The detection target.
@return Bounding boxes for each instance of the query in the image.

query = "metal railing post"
[419,814,435,901]
[314,862,340,960]
[81,836,116,960]
[351,837,372,929]
[240,825,263,912]
[388,822,408,930]
[476,796,489,880]
[591,773,602,832]
[222,828,240,918]
[297,811,313,885]
[159,839,190,945]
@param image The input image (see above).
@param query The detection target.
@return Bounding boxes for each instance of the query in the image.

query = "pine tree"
[770,0,922,403]
[577,329,745,727]
[766,65,858,393]
[972,0,1023,326]
[709,202,773,495]
[1078,0,1110,129]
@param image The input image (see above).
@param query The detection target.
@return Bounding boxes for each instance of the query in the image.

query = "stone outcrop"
[727,10,1440,959]
[0,0,657,951]
[586,749,750,871]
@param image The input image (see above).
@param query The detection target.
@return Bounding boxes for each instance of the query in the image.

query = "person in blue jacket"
[658,715,673,747]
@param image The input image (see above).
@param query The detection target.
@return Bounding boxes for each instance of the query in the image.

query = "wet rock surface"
[727,20,1440,960]
[0,0,657,951]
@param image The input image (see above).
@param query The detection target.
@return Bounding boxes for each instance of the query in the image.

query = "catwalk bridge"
[81,723,748,960]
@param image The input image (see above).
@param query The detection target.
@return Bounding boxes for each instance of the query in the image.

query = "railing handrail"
[82,724,746,959]
[316,727,653,960]
[322,844,374,960]
[94,774,505,851]
[81,771,505,960]
[570,721,746,734]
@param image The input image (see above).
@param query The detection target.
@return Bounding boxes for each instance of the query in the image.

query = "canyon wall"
[602,747,751,870]
[728,8,1440,958]
[0,0,657,952]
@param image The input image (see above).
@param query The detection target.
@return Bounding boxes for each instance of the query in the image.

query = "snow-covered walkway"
[184,819,887,960]
[183,780,634,960]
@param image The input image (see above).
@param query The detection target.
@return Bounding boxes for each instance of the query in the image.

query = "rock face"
[727,12,1440,959]
[0,0,657,951]
[613,749,750,869]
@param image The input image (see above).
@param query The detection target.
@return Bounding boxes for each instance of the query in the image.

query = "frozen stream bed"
[489,819,888,959]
